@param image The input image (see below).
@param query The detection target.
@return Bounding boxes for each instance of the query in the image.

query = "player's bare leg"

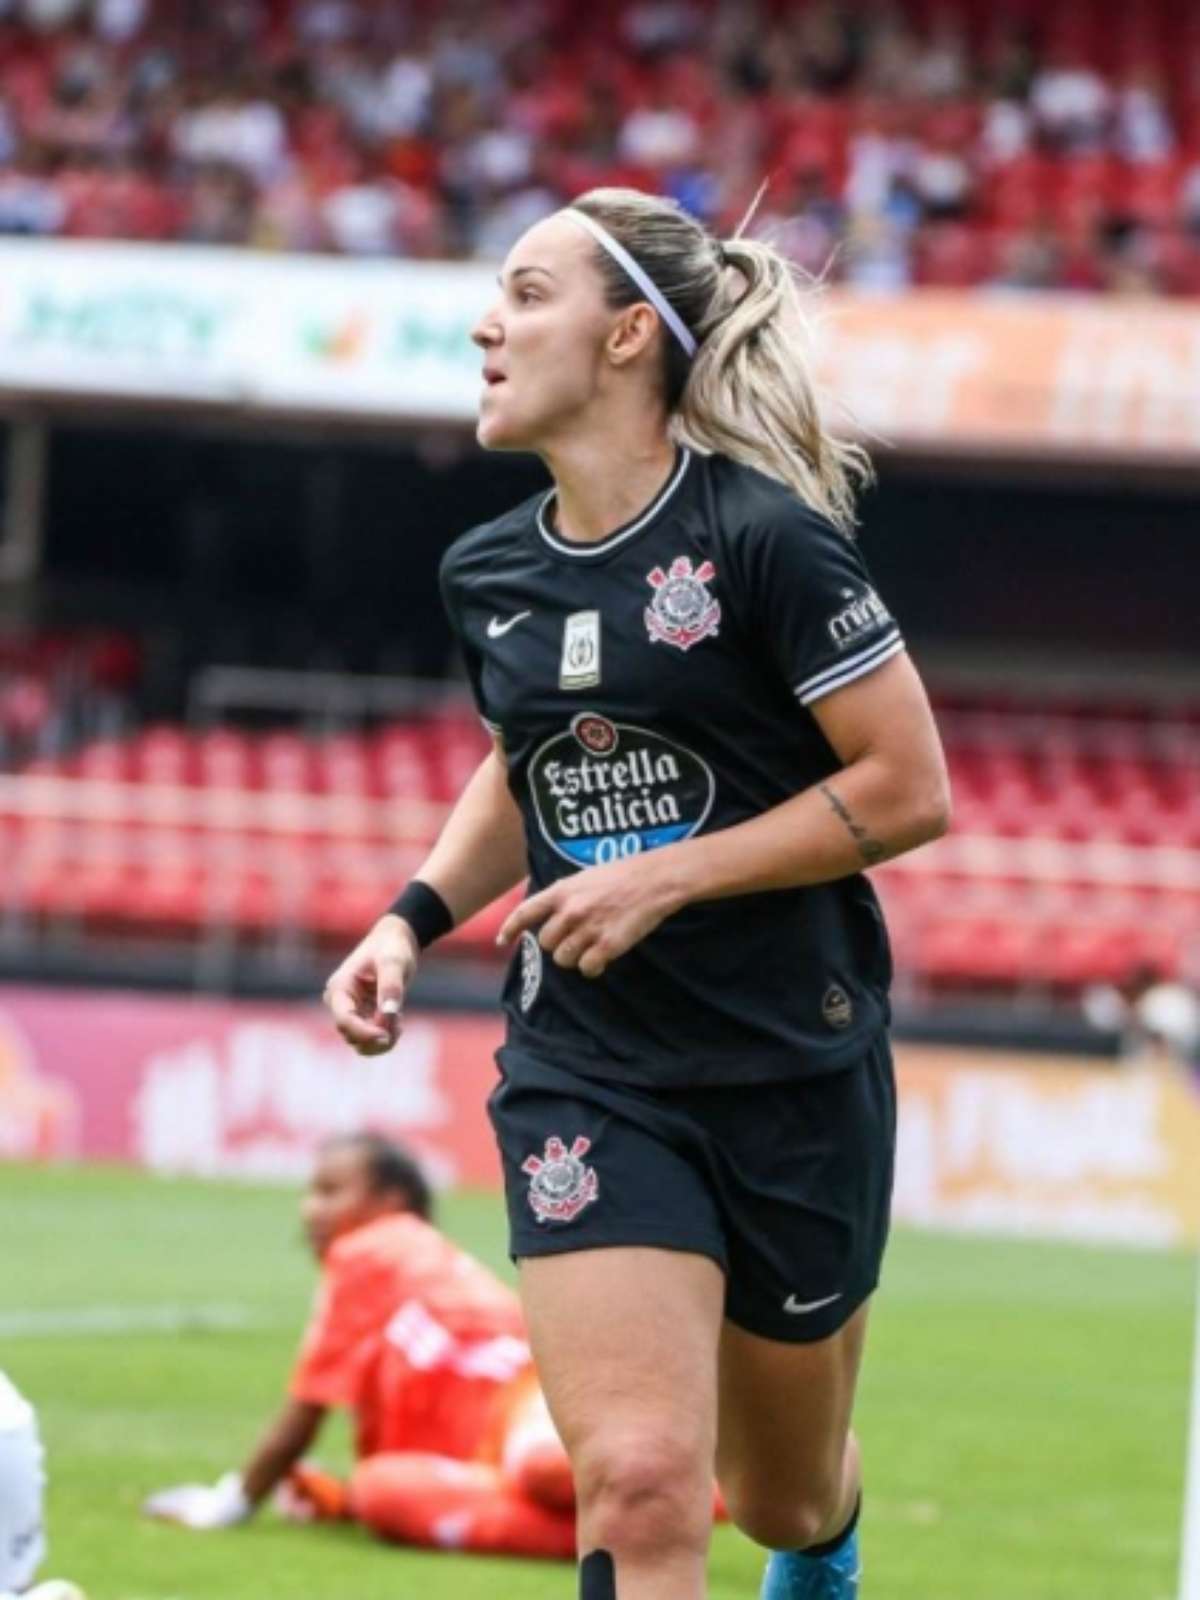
[520,1246,725,1600]
[717,1302,870,1594]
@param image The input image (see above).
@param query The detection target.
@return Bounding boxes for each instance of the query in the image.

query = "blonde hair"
[570,187,872,535]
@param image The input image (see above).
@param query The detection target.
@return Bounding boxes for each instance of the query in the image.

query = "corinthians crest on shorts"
[521,1135,599,1224]
[644,556,720,651]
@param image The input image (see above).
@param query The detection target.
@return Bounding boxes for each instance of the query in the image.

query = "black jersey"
[439,448,906,1088]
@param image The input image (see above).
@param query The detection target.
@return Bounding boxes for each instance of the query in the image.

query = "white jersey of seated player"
[0,1369,46,1598]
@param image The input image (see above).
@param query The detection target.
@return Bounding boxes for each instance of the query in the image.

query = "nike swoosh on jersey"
[487,611,531,638]
[783,1291,844,1315]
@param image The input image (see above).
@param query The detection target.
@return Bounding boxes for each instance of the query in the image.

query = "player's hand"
[143,1472,251,1529]
[323,915,419,1055]
[496,854,684,978]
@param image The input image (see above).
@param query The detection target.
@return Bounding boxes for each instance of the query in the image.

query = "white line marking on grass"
[870,1497,943,1526]
[0,1303,262,1338]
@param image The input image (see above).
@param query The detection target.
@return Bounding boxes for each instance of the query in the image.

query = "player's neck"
[543,425,676,546]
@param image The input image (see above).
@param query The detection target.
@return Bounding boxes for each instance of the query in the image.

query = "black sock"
[801,1493,861,1559]
[580,1548,616,1598]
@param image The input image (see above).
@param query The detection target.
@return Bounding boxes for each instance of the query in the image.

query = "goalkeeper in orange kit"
[144,1133,576,1559]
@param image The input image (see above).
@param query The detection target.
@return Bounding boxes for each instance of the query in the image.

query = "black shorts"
[488,1035,896,1344]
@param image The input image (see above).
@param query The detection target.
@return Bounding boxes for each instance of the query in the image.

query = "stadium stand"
[0,627,141,764]
[0,0,1199,290]
[1,685,1195,995]
[0,3,1194,1020]
[878,692,1200,995]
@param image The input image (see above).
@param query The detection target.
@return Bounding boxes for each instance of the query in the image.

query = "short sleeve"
[438,547,500,737]
[289,1249,394,1408]
[736,504,904,708]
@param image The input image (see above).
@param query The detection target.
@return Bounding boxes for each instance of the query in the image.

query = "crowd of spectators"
[0,0,1199,292]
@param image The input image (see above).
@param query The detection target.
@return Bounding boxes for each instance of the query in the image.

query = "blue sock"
[759,1507,861,1600]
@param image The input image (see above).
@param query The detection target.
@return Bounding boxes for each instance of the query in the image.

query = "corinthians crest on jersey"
[644,555,721,651]
[521,1135,599,1224]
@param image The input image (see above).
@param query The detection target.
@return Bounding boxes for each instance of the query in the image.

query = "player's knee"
[348,1456,404,1534]
[721,1471,842,1552]
[576,1431,710,1560]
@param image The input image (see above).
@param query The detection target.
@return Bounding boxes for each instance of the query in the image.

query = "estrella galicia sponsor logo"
[530,712,715,868]
[827,587,891,650]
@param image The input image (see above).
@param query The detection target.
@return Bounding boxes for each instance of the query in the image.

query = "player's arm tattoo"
[819,782,888,866]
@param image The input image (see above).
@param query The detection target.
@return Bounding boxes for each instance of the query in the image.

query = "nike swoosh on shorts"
[487,612,531,638]
[783,1292,844,1315]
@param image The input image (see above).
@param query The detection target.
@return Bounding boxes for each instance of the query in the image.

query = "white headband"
[563,207,697,359]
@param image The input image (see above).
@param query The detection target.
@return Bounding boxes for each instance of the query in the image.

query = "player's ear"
[606,303,657,368]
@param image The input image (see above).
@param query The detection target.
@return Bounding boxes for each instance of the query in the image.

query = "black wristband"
[386,881,454,950]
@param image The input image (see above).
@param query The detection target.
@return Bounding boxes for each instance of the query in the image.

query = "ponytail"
[679,238,871,535]
[569,187,872,535]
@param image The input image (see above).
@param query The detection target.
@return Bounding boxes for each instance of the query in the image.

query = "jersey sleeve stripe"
[793,629,902,700]
[794,632,905,705]
[793,629,903,700]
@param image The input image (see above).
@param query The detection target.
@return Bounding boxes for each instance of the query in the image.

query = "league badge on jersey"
[521,1135,599,1224]
[559,610,601,691]
[644,556,721,652]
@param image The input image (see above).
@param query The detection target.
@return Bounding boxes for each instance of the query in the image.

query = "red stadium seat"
[1116,159,1185,228]
[318,733,375,798]
[129,860,210,933]
[980,157,1056,228]
[914,224,998,287]
[133,725,194,786]
[74,739,134,782]
[195,729,254,790]
[374,725,436,801]
[916,914,1046,990]
[259,731,316,794]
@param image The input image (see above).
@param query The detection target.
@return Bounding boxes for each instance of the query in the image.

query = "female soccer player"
[145,1134,576,1559]
[324,187,951,1600]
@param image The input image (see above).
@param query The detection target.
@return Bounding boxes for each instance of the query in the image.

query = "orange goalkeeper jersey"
[290,1213,533,1460]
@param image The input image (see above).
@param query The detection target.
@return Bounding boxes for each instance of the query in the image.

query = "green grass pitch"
[2,1163,1193,1599]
